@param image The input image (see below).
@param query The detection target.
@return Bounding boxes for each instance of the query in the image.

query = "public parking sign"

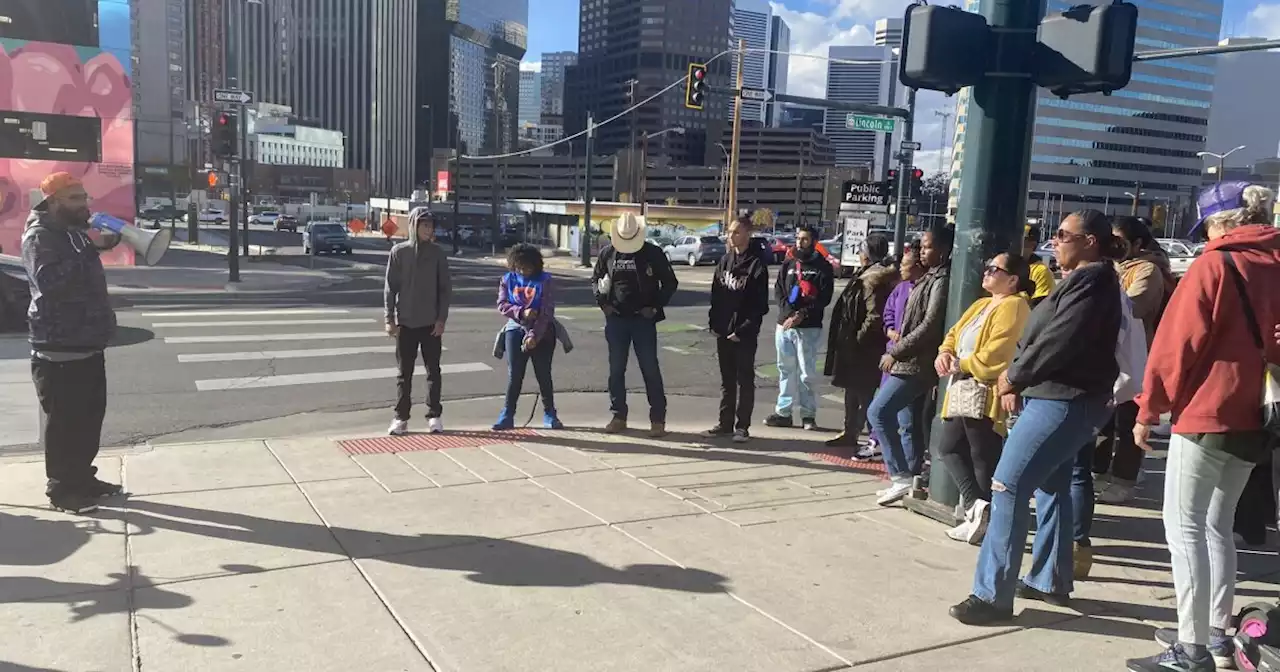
[841,180,888,207]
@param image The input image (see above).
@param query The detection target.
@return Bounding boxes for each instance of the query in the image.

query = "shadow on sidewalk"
[96,500,729,594]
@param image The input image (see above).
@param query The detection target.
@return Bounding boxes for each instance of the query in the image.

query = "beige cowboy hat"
[610,212,647,254]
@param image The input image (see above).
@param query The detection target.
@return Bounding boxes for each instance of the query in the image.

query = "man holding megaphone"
[21,172,124,514]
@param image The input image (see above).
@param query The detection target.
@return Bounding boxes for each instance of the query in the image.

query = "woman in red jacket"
[1127,182,1280,672]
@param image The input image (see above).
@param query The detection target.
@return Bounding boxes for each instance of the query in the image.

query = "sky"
[524,0,1280,173]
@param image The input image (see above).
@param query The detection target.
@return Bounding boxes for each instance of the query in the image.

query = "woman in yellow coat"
[933,252,1034,545]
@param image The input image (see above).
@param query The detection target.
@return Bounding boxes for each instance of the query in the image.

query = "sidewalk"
[2,393,1274,671]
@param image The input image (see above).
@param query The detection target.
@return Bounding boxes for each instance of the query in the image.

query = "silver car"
[664,235,726,266]
[1157,238,1196,277]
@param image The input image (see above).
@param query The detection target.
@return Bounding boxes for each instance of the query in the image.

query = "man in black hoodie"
[705,215,771,442]
[765,226,834,430]
[22,172,122,515]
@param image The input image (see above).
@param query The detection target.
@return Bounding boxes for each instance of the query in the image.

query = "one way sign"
[213,88,253,105]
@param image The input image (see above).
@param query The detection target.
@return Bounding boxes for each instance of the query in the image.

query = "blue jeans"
[774,326,822,419]
[972,394,1111,610]
[868,374,930,480]
[605,315,666,423]
[501,328,556,419]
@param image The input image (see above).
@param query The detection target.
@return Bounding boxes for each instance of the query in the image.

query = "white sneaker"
[388,419,408,436]
[1096,482,1136,505]
[427,417,444,434]
[876,481,912,506]
[946,520,973,542]
[966,500,990,545]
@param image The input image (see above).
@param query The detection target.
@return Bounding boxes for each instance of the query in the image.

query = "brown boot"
[648,422,668,438]
[604,417,627,434]
[1073,543,1093,580]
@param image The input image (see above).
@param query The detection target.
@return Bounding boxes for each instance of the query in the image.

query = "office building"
[133,0,190,174]
[874,17,903,47]
[704,127,836,167]
[766,16,792,127]
[540,51,577,124]
[1205,37,1280,172]
[731,0,772,125]
[519,123,565,156]
[777,103,827,133]
[248,106,346,168]
[950,0,1222,224]
[520,69,543,126]
[565,0,734,164]
[824,45,896,172]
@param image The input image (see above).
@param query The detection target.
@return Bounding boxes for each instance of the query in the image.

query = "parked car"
[249,211,281,227]
[664,235,726,266]
[0,249,30,333]
[302,221,354,255]
[275,214,299,233]
[820,239,845,277]
[196,208,227,224]
[1157,238,1196,277]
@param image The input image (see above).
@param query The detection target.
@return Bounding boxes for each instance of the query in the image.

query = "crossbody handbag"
[944,376,990,420]
[1221,251,1280,438]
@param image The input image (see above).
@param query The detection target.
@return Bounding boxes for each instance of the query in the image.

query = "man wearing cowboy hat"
[22,171,123,515]
[591,212,678,437]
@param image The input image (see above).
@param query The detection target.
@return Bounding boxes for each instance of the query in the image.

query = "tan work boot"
[1073,543,1094,580]
[648,422,668,438]
[604,417,627,434]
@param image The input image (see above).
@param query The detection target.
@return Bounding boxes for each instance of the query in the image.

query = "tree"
[918,172,950,221]
[750,208,776,230]
[664,196,680,206]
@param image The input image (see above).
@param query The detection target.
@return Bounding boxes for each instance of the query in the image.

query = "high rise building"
[874,17,903,47]
[520,69,543,126]
[1205,37,1280,171]
[133,0,190,172]
[949,0,1221,225]
[731,0,771,125]
[540,51,577,124]
[765,16,792,127]
[565,0,734,164]
[824,45,896,172]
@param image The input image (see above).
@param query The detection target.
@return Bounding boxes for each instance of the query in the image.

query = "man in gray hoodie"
[384,207,452,435]
[22,172,123,514]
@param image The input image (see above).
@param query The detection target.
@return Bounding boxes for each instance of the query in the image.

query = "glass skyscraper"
[949,0,1221,228]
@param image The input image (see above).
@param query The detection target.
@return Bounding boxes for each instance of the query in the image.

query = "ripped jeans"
[971,394,1112,610]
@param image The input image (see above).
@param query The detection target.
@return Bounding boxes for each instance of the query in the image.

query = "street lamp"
[1124,190,1143,216]
[639,126,685,210]
[1197,145,1247,183]
[715,142,731,210]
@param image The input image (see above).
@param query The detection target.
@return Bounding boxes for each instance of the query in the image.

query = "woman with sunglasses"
[950,210,1123,625]
[934,253,1033,545]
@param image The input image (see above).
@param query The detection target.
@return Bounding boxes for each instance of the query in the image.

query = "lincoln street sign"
[213,89,253,105]
[841,180,888,207]
[846,114,896,133]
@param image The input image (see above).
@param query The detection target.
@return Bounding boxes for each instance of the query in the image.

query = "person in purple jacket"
[493,244,562,430]
[856,243,925,460]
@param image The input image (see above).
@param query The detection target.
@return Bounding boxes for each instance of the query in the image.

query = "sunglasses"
[1054,228,1089,243]
[983,264,1011,277]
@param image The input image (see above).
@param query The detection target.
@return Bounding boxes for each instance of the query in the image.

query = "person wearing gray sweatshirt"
[384,207,452,435]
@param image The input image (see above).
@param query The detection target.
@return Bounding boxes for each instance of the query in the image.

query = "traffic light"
[910,168,924,198]
[899,3,991,94]
[213,111,238,158]
[886,169,899,197]
[1034,3,1138,97]
[684,63,707,110]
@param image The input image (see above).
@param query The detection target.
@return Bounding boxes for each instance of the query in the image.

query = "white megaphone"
[90,213,172,266]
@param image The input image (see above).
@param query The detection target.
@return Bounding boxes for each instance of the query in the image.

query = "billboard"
[0,0,136,266]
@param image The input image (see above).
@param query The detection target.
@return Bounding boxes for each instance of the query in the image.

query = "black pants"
[716,335,757,431]
[395,326,443,421]
[1235,452,1276,544]
[936,416,1003,506]
[1092,400,1143,482]
[32,353,107,496]
[840,374,879,437]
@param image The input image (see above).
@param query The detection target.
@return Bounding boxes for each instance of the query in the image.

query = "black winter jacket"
[21,207,117,353]
[775,250,834,330]
[824,261,899,388]
[591,242,678,321]
[709,244,770,339]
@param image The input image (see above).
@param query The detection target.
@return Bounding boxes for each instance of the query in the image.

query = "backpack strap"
[1220,250,1266,355]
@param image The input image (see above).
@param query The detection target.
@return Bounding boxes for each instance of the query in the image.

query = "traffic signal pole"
[580,113,595,268]
[904,0,1046,524]
[726,39,745,226]
[893,87,917,254]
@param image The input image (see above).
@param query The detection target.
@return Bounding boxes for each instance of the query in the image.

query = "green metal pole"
[905,0,1046,524]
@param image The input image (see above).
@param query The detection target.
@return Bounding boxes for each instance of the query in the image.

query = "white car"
[249,211,280,226]
[196,209,227,223]
[1157,238,1196,277]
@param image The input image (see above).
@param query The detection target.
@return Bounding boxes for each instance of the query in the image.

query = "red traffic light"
[694,69,705,80]
[887,169,898,179]
[911,168,924,179]
[217,114,229,125]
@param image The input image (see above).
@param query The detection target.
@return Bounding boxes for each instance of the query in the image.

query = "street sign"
[846,114,896,133]
[739,88,773,102]
[900,141,922,151]
[213,88,253,105]
[841,180,889,207]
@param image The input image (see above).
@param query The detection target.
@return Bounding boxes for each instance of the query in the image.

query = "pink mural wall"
[0,40,136,266]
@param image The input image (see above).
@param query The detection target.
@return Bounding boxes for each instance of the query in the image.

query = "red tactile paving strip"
[808,449,890,479]
[340,430,538,455]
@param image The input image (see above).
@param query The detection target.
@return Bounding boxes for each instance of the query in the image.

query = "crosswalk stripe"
[140,308,352,317]
[153,318,374,328]
[178,345,407,363]
[165,331,386,344]
[194,362,491,391]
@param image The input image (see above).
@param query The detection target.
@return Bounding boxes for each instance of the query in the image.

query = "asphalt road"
[1,257,850,454]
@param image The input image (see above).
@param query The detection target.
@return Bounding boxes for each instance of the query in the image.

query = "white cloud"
[771,2,874,97]
[1246,3,1280,37]
[824,0,914,22]
[520,61,542,73]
